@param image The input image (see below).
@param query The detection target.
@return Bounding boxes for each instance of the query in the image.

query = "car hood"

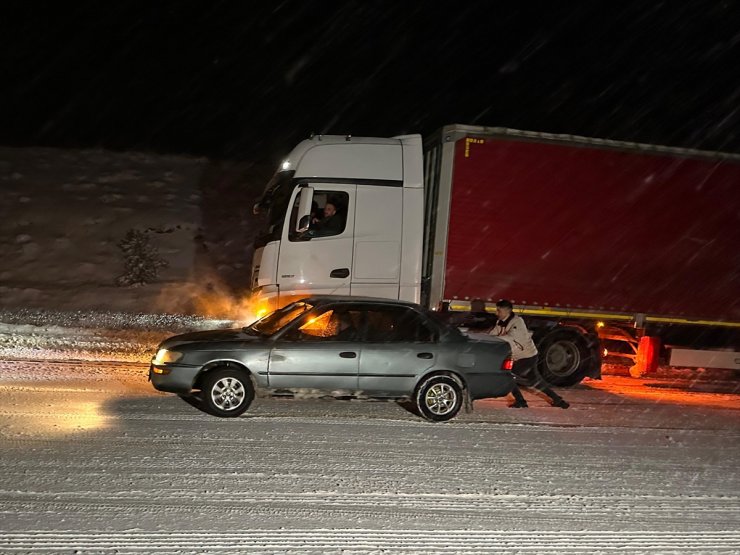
[159,329,264,349]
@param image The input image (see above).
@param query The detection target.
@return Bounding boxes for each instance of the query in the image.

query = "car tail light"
[501,357,514,371]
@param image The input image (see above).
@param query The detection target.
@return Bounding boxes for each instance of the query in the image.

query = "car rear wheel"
[415,375,463,422]
[201,368,254,417]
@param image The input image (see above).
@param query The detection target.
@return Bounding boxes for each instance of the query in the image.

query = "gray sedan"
[149,296,514,421]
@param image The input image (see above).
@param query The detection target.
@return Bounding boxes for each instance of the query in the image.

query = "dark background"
[3,1,740,162]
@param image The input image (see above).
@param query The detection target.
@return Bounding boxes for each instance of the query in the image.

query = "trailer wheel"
[537,329,593,387]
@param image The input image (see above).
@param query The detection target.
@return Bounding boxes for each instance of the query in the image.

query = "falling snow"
[3,4,740,552]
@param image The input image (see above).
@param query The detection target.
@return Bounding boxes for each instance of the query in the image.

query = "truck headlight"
[153,349,184,365]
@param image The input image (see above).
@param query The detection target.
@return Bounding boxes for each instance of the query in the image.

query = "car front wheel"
[415,375,463,422]
[201,368,254,417]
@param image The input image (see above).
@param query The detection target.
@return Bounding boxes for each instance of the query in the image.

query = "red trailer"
[423,125,740,384]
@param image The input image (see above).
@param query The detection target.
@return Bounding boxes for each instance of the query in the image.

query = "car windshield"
[245,301,314,336]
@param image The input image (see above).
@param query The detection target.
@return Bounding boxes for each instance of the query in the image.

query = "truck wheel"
[537,329,593,387]
[415,375,463,422]
[201,368,254,417]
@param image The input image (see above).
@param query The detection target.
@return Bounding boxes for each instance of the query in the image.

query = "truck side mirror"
[295,186,314,233]
[297,214,311,233]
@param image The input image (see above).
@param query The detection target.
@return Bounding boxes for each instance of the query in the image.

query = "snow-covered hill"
[0,146,271,317]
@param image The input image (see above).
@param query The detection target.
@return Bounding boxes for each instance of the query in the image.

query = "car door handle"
[339,351,357,358]
[417,352,434,359]
[330,268,350,278]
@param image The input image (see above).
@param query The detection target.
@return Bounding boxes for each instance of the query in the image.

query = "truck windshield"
[245,301,314,336]
[253,170,295,248]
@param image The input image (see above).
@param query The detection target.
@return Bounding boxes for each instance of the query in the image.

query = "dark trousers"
[510,356,563,403]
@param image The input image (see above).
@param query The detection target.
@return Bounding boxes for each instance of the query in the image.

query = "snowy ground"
[1,319,739,554]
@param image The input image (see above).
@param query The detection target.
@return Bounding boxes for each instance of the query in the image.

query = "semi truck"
[250,125,740,385]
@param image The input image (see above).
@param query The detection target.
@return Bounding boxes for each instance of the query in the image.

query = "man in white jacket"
[491,299,569,409]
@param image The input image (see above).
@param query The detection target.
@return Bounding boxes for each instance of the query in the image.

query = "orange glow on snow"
[12,396,111,437]
[586,375,740,410]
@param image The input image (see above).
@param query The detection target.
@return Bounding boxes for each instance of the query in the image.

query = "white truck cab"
[251,134,424,315]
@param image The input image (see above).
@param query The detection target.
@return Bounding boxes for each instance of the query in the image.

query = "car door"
[358,306,440,396]
[267,306,360,390]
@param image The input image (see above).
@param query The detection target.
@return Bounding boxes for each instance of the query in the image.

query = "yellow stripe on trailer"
[445,301,740,328]
[645,316,740,328]
[516,307,633,321]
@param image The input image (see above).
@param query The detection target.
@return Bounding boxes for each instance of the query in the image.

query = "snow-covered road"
[1,357,739,554]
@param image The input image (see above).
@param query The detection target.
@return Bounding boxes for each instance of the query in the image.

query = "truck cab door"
[276,183,356,300]
[351,185,403,299]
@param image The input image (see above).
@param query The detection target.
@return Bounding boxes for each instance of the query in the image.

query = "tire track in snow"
[1,530,739,554]
[3,489,738,514]
[2,490,739,530]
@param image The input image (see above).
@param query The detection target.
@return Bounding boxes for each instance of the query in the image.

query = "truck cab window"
[289,190,349,241]
[253,170,295,248]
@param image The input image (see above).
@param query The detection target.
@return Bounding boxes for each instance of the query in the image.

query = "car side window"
[364,307,437,343]
[282,308,362,342]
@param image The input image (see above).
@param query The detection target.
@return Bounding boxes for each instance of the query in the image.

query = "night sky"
[4,1,740,160]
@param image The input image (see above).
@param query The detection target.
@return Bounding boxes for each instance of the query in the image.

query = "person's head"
[323,202,336,218]
[495,299,513,319]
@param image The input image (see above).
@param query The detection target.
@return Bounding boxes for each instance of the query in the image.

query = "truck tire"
[201,368,254,417]
[537,329,594,387]
[415,374,463,422]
